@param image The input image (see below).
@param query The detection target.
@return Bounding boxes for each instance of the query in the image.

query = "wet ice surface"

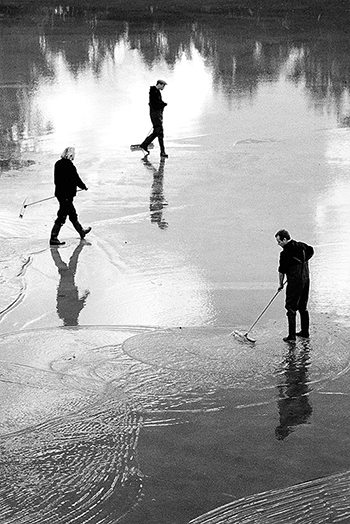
[1,8,350,524]
[0,326,350,523]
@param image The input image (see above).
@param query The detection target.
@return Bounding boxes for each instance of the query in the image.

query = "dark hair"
[275,229,290,241]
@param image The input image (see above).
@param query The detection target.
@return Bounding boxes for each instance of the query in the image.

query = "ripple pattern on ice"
[189,470,350,523]
[0,400,143,524]
[0,327,150,524]
[122,325,350,390]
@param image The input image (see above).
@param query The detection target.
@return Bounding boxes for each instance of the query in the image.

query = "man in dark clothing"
[275,229,314,342]
[50,147,91,246]
[140,80,168,158]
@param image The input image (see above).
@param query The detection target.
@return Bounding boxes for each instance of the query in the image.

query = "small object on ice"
[130,144,154,151]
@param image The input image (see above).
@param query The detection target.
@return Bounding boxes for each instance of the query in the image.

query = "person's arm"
[278,272,285,291]
[72,164,88,190]
[304,244,314,260]
[150,87,167,110]
[277,251,285,290]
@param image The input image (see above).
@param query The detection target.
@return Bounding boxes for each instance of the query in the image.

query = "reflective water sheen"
[1,8,350,524]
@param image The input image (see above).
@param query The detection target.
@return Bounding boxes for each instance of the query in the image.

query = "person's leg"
[296,280,310,337]
[68,200,92,239]
[284,309,296,342]
[158,135,168,157]
[140,131,157,153]
[140,111,161,153]
[284,280,300,342]
[50,199,68,245]
[147,111,168,157]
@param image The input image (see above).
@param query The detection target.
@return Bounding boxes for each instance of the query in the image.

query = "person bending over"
[275,229,314,342]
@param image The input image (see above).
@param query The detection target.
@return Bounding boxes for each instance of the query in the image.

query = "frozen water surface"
[1,6,350,523]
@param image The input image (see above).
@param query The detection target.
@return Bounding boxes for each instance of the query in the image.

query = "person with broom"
[275,229,314,343]
[50,147,91,246]
[140,80,168,158]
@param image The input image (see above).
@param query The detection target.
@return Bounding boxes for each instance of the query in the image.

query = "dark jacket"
[278,240,314,281]
[149,86,167,112]
[54,158,87,200]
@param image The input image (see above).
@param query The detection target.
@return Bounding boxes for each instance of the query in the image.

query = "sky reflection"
[31,39,212,155]
[2,16,350,328]
[2,18,348,158]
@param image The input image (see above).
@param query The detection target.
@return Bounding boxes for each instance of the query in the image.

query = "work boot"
[283,336,296,343]
[50,222,65,246]
[140,144,150,156]
[50,238,65,246]
[283,312,296,342]
[72,221,92,239]
[296,311,310,337]
[81,226,92,239]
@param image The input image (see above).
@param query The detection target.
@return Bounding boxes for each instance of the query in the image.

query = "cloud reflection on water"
[2,15,350,159]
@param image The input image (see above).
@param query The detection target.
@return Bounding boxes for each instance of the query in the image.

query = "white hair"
[61,147,75,161]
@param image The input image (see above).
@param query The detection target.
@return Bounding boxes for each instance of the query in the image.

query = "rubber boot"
[50,222,65,246]
[297,311,310,338]
[283,311,296,342]
[72,221,92,239]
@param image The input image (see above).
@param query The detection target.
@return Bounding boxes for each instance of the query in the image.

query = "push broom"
[230,283,285,343]
[19,189,84,218]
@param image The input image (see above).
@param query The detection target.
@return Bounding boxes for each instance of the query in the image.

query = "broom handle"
[25,188,84,208]
[246,282,285,336]
[25,195,55,207]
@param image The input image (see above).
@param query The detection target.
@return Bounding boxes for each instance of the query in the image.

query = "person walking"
[275,229,314,342]
[50,147,91,246]
[140,80,168,158]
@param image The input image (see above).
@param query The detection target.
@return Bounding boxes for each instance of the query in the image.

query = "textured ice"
[190,471,350,523]
[123,326,350,390]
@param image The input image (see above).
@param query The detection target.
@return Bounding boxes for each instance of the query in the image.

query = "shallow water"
[1,8,350,524]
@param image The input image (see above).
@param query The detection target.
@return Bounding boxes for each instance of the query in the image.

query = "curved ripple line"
[189,470,350,523]
[0,398,143,524]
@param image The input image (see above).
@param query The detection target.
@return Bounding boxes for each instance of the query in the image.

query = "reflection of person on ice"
[140,80,168,158]
[51,241,90,326]
[142,157,168,229]
[50,147,91,246]
[275,229,314,343]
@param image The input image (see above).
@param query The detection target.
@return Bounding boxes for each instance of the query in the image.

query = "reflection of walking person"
[142,156,168,229]
[143,157,168,229]
[275,229,314,342]
[50,147,91,246]
[140,80,168,158]
[50,242,90,326]
[275,344,312,440]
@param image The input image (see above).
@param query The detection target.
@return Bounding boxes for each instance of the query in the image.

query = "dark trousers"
[285,279,310,315]
[141,110,165,152]
[285,278,310,336]
[55,197,78,226]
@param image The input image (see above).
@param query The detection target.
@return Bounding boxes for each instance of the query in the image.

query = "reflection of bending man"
[142,157,168,229]
[50,241,90,326]
[275,344,313,440]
